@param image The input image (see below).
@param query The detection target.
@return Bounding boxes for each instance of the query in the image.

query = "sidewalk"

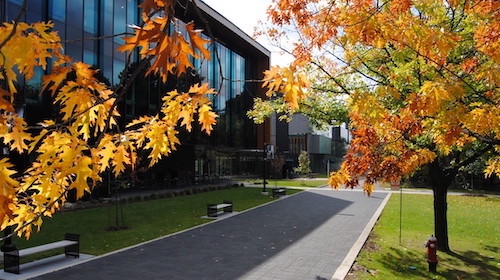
[28,188,389,280]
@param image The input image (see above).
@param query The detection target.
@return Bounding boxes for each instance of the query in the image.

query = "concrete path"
[31,188,389,280]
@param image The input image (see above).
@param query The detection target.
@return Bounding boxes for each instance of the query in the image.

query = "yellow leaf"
[329,169,350,189]
[179,107,194,131]
[73,62,97,86]
[262,66,308,111]
[127,116,153,128]
[95,134,116,172]
[0,159,18,195]
[69,156,93,199]
[112,143,131,177]
[198,104,218,134]
[2,116,32,153]
[485,156,500,178]
[28,129,50,153]
[42,66,70,95]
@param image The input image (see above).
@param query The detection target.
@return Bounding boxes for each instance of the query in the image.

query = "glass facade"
[54,0,133,84]
[3,0,268,182]
[4,0,136,86]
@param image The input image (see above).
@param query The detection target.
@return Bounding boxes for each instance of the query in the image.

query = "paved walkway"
[30,188,389,280]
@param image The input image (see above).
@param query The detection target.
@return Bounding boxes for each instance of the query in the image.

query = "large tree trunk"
[432,184,450,252]
[428,159,454,252]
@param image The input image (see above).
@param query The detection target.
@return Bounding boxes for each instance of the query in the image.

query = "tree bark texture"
[428,159,453,252]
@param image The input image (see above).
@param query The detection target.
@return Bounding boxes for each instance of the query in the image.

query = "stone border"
[330,192,392,280]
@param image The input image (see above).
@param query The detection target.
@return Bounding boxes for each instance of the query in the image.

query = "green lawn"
[348,193,500,279]
[11,187,301,258]
[248,178,328,188]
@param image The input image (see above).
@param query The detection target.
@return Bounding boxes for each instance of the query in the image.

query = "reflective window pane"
[84,0,97,34]
[114,0,126,43]
[6,0,23,21]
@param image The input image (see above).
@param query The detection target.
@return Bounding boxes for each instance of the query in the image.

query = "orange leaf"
[0,89,14,112]
[186,22,211,60]
[0,158,18,222]
[42,66,71,95]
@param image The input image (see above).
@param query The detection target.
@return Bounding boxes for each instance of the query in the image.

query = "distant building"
[288,114,349,174]
[1,0,272,189]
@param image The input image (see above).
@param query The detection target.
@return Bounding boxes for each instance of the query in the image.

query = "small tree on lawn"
[294,150,311,177]
[270,154,286,178]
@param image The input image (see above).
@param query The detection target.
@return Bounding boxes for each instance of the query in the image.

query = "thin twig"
[0,0,27,50]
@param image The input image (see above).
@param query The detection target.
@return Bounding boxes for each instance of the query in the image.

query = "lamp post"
[261,118,268,195]
[262,143,267,194]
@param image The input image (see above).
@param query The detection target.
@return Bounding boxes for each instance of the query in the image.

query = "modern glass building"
[1,0,272,188]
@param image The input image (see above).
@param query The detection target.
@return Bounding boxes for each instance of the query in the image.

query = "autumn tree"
[257,0,499,252]
[248,62,349,129]
[0,0,217,238]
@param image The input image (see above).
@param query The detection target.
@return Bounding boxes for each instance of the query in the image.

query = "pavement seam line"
[330,192,392,280]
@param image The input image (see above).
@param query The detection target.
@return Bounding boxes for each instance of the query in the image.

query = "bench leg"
[272,189,279,198]
[65,233,80,258]
[4,251,20,274]
[223,201,233,213]
[207,204,218,217]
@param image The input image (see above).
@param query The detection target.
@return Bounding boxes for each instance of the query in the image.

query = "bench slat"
[208,203,231,209]
[207,202,233,217]
[18,240,78,257]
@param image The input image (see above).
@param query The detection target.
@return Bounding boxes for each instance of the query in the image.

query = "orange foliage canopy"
[0,0,216,238]
[261,0,499,195]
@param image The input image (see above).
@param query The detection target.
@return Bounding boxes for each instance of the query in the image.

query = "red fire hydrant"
[425,235,438,272]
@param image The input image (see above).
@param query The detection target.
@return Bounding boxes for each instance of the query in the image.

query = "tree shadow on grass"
[378,246,430,278]
[443,250,500,279]
[374,246,499,279]
[483,244,498,254]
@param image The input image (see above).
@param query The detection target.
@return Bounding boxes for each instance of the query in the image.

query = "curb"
[330,192,392,280]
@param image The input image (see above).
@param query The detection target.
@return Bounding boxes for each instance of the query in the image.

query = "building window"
[232,53,245,96]
[6,0,23,22]
[114,0,126,43]
[126,0,138,33]
[84,0,97,34]
[66,0,83,61]
[50,0,65,21]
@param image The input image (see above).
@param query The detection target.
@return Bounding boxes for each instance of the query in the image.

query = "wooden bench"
[207,201,233,217]
[3,233,80,274]
[272,187,286,198]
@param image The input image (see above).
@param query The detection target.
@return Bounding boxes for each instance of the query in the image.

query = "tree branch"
[456,144,493,171]
[0,0,27,50]
[464,128,500,146]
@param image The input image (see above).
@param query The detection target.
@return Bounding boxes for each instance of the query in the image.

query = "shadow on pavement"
[34,191,352,280]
